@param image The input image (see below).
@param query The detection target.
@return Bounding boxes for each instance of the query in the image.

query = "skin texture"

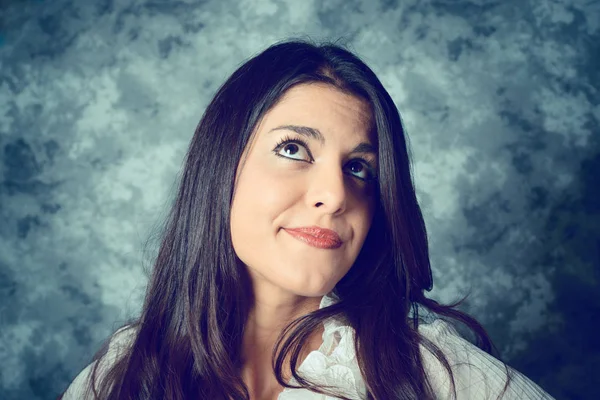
[230,82,377,399]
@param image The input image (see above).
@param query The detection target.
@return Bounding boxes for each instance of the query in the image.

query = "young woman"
[60,39,555,400]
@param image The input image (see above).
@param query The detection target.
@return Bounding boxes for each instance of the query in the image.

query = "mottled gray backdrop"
[1,0,598,399]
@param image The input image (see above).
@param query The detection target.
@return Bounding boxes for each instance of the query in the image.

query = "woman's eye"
[277,142,310,161]
[347,160,372,180]
[274,139,376,182]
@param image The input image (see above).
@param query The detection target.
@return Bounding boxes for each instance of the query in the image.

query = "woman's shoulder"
[97,324,138,373]
[416,319,555,400]
[61,324,138,400]
[417,318,460,341]
[108,324,138,351]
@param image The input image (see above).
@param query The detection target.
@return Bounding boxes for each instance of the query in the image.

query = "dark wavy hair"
[63,37,515,399]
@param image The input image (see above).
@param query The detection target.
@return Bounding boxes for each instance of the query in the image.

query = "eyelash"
[272,134,378,182]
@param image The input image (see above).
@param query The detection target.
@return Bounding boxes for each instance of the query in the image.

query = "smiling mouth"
[283,228,343,249]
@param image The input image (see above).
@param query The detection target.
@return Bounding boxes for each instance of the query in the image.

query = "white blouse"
[62,293,556,400]
[278,293,555,399]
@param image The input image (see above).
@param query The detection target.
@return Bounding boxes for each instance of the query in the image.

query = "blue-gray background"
[1,0,598,399]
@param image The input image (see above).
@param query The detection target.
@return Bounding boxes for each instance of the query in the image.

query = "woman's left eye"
[347,160,373,180]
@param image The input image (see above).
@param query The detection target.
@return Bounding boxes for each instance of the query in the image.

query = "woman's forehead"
[260,84,375,139]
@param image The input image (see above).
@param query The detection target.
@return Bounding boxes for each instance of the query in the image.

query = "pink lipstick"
[283,226,343,249]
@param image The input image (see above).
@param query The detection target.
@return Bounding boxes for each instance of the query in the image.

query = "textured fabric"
[279,293,555,400]
[61,324,135,400]
[62,293,555,399]
[417,319,555,400]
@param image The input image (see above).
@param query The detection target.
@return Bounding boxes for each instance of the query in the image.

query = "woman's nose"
[306,166,347,214]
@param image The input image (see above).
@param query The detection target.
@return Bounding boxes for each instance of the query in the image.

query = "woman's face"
[230,83,378,299]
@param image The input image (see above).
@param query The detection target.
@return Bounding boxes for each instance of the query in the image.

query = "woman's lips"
[283,227,343,249]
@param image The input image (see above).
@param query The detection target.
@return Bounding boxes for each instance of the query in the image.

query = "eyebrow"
[268,125,377,156]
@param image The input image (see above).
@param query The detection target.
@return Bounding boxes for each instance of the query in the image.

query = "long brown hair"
[69,37,514,399]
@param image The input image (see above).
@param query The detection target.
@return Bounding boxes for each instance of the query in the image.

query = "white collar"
[279,292,367,399]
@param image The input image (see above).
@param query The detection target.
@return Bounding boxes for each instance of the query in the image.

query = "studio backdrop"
[0,0,598,399]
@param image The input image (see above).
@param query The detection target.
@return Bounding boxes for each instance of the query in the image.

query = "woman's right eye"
[273,137,312,162]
